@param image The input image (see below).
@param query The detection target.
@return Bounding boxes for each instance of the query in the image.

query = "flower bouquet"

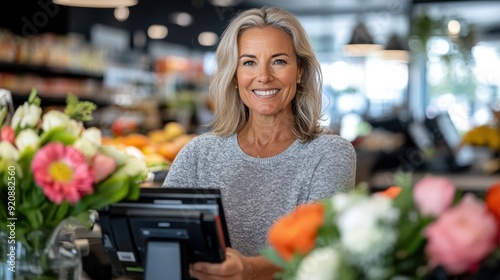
[264,173,500,280]
[0,88,148,278]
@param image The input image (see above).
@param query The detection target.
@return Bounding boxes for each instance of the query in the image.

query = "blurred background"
[1,0,500,185]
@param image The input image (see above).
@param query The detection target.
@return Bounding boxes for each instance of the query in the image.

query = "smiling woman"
[236,26,301,119]
[163,6,357,280]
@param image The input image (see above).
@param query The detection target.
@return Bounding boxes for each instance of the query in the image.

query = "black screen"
[98,187,230,280]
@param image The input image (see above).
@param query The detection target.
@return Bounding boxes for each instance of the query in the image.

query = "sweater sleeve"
[305,135,357,203]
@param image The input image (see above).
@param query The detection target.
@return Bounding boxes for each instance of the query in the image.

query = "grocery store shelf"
[0,62,103,80]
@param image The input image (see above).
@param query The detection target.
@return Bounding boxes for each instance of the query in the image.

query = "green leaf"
[72,210,93,229]
[39,127,78,145]
[126,180,141,200]
[0,105,7,127]
[51,202,70,227]
[317,198,339,246]
[64,94,96,122]
[28,87,41,105]
[392,172,414,213]
[84,176,131,210]
[25,209,44,229]
[261,248,288,268]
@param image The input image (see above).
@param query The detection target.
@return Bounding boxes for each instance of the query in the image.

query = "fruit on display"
[147,129,168,143]
[111,118,139,136]
[103,121,195,171]
[121,133,150,150]
[462,125,500,151]
[144,153,171,172]
[157,142,183,162]
[163,121,186,141]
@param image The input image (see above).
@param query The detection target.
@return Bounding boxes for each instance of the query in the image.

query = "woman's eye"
[274,59,287,65]
[242,61,255,66]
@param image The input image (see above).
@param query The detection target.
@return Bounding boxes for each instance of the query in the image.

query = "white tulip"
[0,141,19,161]
[296,246,341,280]
[11,102,42,129]
[41,110,70,132]
[15,129,40,154]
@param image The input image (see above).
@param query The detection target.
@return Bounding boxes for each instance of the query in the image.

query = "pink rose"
[424,194,498,275]
[413,176,456,216]
[91,153,117,183]
[1,126,15,144]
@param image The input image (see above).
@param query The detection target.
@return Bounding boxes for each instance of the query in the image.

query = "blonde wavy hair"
[209,6,324,142]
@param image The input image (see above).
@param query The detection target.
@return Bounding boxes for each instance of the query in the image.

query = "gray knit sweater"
[162,132,356,257]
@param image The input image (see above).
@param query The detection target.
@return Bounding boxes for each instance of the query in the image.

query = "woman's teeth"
[253,89,279,96]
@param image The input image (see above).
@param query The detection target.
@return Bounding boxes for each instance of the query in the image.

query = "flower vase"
[0,219,82,280]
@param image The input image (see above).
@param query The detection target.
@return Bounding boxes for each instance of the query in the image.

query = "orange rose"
[486,182,500,224]
[377,186,402,199]
[268,202,325,261]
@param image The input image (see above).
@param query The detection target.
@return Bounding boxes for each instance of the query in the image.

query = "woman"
[163,6,357,279]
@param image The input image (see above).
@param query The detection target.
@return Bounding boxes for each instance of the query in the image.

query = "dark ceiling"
[2,0,500,52]
[0,0,258,51]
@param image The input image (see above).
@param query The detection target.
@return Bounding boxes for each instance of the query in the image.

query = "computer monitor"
[98,187,231,280]
[425,112,474,171]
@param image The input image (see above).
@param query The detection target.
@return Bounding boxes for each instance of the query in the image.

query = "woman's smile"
[252,88,280,97]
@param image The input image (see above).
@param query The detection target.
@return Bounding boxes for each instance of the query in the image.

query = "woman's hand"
[189,247,253,280]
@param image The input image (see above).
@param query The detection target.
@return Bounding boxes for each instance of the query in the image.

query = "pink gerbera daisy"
[31,142,94,204]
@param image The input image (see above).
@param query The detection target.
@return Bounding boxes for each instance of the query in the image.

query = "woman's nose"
[257,65,273,83]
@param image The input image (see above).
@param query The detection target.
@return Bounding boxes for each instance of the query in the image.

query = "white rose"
[0,141,19,161]
[330,192,365,213]
[11,102,42,129]
[42,110,70,132]
[73,138,98,159]
[336,195,398,258]
[296,246,341,280]
[15,129,40,154]
[81,127,102,146]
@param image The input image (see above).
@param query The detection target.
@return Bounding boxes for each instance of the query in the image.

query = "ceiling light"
[343,22,383,57]
[53,0,137,8]
[378,33,410,63]
[198,32,218,46]
[114,6,129,21]
[447,19,461,36]
[148,25,168,40]
[170,12,193,27]
[209,0,239,7]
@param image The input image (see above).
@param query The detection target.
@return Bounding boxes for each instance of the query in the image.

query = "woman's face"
[235,26,302,118]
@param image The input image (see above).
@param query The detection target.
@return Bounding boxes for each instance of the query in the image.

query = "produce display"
[461,111,500,174]
[103,121,195,172]
[462,124,500,151]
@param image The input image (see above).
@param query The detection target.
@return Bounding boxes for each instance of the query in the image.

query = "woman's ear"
[297,68,303,84]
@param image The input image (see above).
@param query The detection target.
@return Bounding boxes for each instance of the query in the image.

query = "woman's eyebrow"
[239,53,290,59]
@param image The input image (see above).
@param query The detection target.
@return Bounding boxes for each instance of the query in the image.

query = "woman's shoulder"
[308,133,356,156]
[314,133,353,146]
[185,132,233,148]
